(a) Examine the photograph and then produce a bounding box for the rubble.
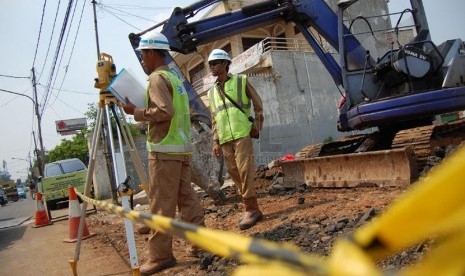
[85,146,460,275]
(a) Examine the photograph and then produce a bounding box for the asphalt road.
[0,197,130,275]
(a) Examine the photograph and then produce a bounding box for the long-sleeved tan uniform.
[133,65,204,262]
[210,74,264,199]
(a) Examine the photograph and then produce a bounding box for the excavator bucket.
[278,147,417,188]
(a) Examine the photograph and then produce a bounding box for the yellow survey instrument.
[94,52,116,92]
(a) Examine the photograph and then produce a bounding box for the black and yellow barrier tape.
[351,143,465,260]
[74,144,465,276]
[75,190,327,275]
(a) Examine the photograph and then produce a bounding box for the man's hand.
[249,127,259,139]
[212,144,222,160]
[122,97,136,115]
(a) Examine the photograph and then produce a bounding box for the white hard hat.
[136,31,170,51]
[208,49,231,62]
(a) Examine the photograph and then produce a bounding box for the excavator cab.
[337,0,465,131]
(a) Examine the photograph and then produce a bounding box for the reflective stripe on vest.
[208,74,252,144]
[146,70,193,154]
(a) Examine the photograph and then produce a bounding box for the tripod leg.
[73,106,104,262]
[116,105,148,185]
[107,103,140,269]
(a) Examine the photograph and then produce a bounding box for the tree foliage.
[47,132,89,163]
[46,103,141,164]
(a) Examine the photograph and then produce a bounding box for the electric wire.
[41,0,75,115]
[32,0,48,68]
[0,74,30,79]
[98,3,159,23]
[49,0,82,107]
[97,3,141,30]
[37,83,94,95]
[104,3,172,10]
[38,0,63,82]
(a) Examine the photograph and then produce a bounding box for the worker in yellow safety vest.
[122,31,205,275]
[208,48,265,230]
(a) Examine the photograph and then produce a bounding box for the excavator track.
[392,118,465,170]
[279,119,465,188]
[295,135,367,159]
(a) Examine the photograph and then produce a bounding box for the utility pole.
[92,0,101,58]
[31,67,45,176]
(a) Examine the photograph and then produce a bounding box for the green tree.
[46,103,141,164]
[47,132,89,163]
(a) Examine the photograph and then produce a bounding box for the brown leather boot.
[239,197,263,230]
[140,257,177,275]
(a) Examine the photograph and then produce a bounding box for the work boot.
[140,257,177,276]
[239,197,263,230]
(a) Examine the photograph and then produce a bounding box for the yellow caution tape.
[75,190,326,274]
[400,230,465,276]
[74,144,465,275]
[352,144,465,260]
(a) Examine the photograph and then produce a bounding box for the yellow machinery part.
[279,147,417,188]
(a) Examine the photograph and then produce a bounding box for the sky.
[1,0,464,182]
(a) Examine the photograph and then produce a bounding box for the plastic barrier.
[74,143,465,275]
[32,192,52,228]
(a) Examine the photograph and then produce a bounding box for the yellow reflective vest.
[208,74,252,145]
[146,70,193,154]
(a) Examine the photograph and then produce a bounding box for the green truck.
[39,158,87,212]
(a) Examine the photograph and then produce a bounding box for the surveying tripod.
[70,53,147,275]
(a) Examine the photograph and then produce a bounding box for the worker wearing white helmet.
[207,48,265,230]
[123,31,205,275]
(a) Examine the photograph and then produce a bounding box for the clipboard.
[108,68,146,107]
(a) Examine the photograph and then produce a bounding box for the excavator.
[128,0,465,188]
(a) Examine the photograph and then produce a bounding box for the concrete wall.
[249,51,356,164]
[89,134,148,200]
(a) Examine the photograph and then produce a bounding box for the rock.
[321,236,332,242]
[137,225,151,235]
[355,208,375,227]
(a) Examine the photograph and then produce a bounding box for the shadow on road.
[0,225,27,251]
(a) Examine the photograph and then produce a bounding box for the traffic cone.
[33,192,52,228]
[63,187,96,243]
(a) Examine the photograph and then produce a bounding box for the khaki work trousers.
[221,136,257,199]
[147,153,205,261]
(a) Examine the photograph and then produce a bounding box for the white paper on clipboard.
[108,68,146,107]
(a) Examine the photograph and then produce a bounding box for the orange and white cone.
[33,192,51,228]
[63,187,96,243]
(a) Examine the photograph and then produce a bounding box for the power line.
[49,0,87,107]
[97,4,141,31]
[41,0,76,115]
[99,3,158,23]
[32,0,48,68]
[103,3,172,10]
[37,83,94,95]
[37,0,63,82]
[0,74,30,79]
[49,0,81,107]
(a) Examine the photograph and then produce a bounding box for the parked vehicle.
[38,158,87,215]
[17,187,27,199]
[0,180,18,202]
[0,188,7,206]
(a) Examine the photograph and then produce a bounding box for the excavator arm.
[131,0,465,132]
